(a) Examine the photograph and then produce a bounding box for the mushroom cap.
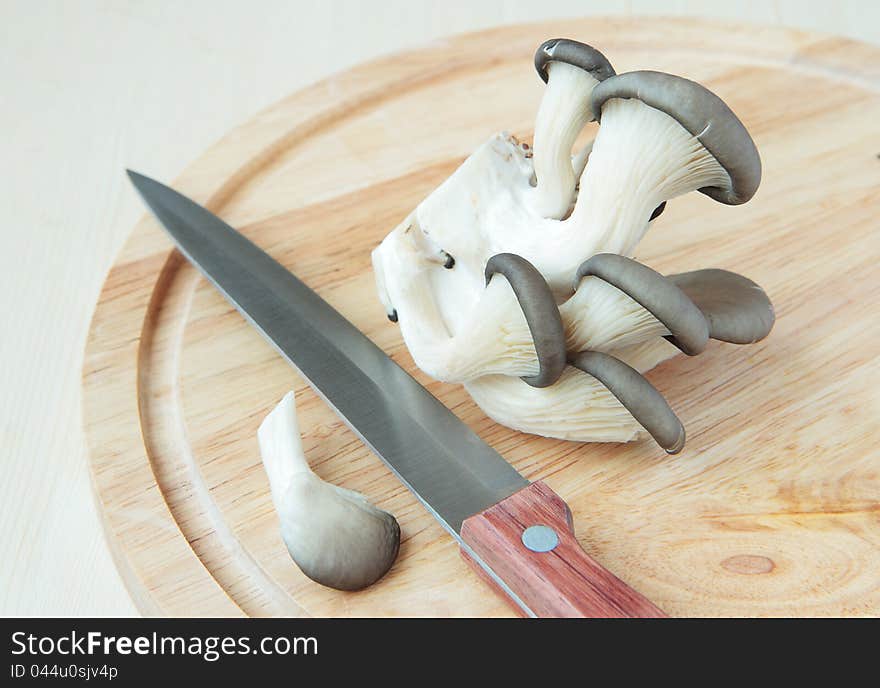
[534,38,616,84]
[569,350,685,454]
[282,473,401,591]
[668,269,775,344]
[591,70,762,205]
[485,253,567,388]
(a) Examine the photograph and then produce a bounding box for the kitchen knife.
[127,170,666,618]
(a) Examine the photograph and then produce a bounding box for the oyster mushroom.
[466,254,774,445]
[545,68,760,267]
[573,253,710,357]
[568,350,686,454]
[484,252,567,388]
[258,391,400,591]
[589,70,762,206]
[371,40,773,446]
[531,38,615,219]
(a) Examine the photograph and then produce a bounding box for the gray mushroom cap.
[534,38,616,84]
[569,350,686,454]
[485,253,567,388]
[668,269,775,344]
[258,391,400,592]
[591,70,762,205]
[281,474,401,592]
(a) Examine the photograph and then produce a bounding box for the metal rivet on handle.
[521,525,559,553]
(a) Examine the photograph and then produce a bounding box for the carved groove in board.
[139,253,309,617]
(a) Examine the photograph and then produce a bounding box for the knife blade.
[127,170,666,618]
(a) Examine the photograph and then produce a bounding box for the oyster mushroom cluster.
[372,39,774,453]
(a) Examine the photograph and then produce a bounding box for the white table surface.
[2,0,878,616]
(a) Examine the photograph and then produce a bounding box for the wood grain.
[461,482,667,617]
[82,18,880,617]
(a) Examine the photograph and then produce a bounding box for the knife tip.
[126,170,157,198]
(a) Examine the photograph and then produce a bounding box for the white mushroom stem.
[571,139,593,183]
[258,392,400,591]
[531,62,600,219]
[258,391,311,511]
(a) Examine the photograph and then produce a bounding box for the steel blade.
[127,171,529,537]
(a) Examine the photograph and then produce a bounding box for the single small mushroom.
[258,391,400,591]
[531,39,615,219]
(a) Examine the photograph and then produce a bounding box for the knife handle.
[459,481,667,618]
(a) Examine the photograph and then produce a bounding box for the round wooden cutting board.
[83,18,880,617]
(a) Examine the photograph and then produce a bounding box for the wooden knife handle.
[459,481,667,618]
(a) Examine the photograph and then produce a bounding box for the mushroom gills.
[573,253,710,356]
[591,70,762,205]
[573,255,775,347]
[258,391,400,591]
[569,96,730,258]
